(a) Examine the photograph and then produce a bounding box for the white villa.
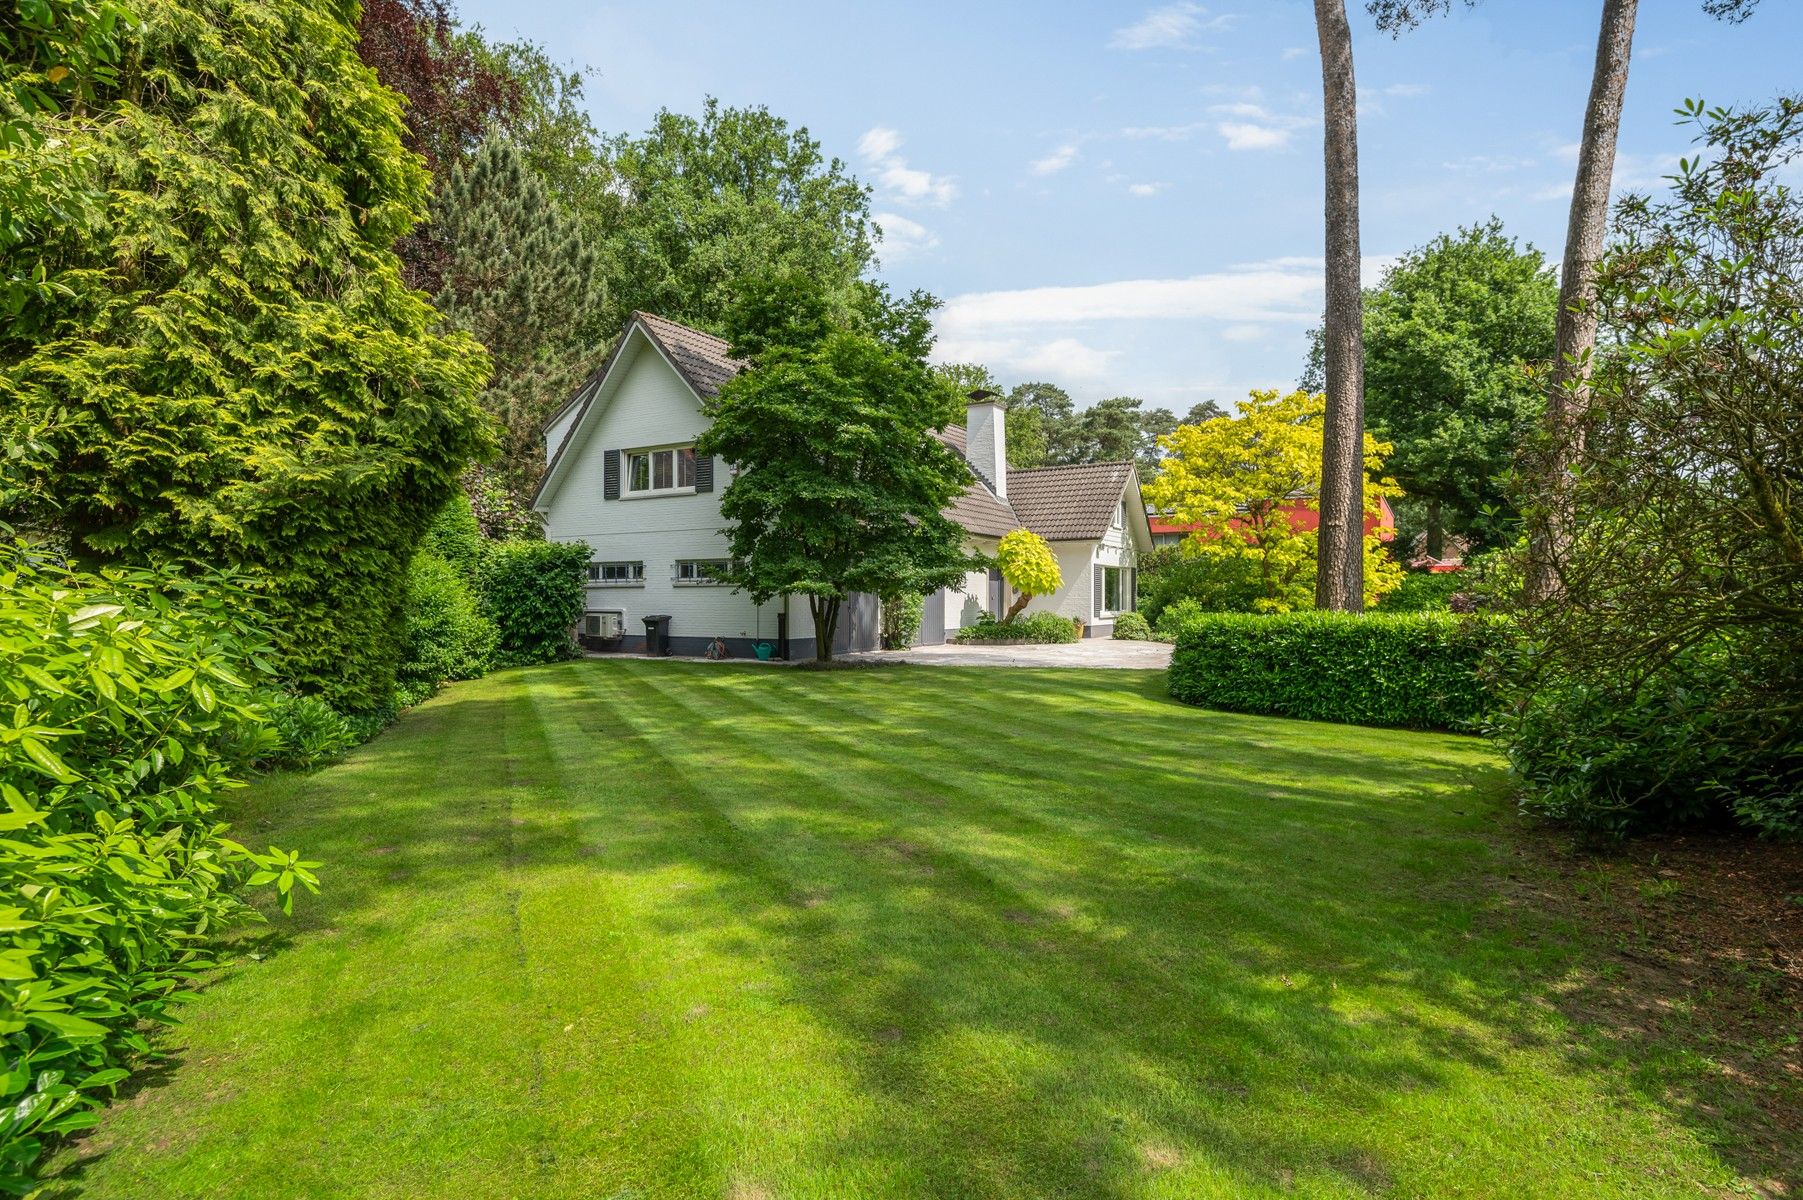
[532,312,1152,658]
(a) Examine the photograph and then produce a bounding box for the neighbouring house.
[532,313,1152,656]
[1148,495,1397,549]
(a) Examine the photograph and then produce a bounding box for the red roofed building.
[1148,495,1398,549]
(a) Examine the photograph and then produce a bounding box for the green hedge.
[1168,612,1508,731]
[399,551,498,703]
[478,541,590,666]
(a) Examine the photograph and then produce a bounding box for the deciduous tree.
[697,274,977,661]
[592,100,876,338]
[996,529,1062,622]
[1145,390,1400,611]
[1304,220,1558,553]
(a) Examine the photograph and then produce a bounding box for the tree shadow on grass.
[50,660,1792,1197]
[533,661,1741,1196]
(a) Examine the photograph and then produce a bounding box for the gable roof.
[535,312,1141,546]
[534,313,743,508]
[632,312,742,399]
[1005,460,1138,541]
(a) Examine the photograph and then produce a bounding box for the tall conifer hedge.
[0,0,495,711]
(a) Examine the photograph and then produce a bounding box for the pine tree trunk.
[1525,0,1636,604]
[1313,0,1366,613]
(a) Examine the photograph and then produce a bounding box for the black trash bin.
[641,614,673,656]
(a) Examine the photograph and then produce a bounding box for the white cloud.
[1206,101,1308,151]
[1032,143,1080,175]
[857,125,958,207]
[1016,338,1120,378]
[857,127,901,161]
[1381,82,1430,98]
[1127,182,1167,197]
[872,211,938,262]
[1218,121,1292,151]
[1120,122,1209,141]
[1109,2,1236,51]
[1221,323,1266,342]
[1281,46,1309,61]
[1532,146,1682,204]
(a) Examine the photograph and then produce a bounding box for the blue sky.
[457,0,1802,412]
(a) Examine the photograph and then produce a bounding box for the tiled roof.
[1005,461,1135,540]
[633,311,743,398]
[944,482,1020,539]
[932,424,968,455]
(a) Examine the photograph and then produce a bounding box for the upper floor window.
[627,446,696,495]
[1112,501,1125,529]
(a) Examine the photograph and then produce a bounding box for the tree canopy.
[1307,219,1557,553]
[434,135,602,491]
[591,99,877,338]
[696,274,977,660]
[0,0,493,711]
[996,529,1062,622]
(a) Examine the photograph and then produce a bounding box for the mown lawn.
[49,661,1764,1198]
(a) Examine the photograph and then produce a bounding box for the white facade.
[535,326,830,655]
[536,313,1152,656]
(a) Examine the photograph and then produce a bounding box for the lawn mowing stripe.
[565,663,1728,1199]
[700,665,1507,1000]
[532,660,905,1197]
[580,663,1541,1196]
[558,659,1254,1189]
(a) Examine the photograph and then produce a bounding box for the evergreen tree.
[435,136,602,490]
[0,0,493,712]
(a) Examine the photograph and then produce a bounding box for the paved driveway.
[845,639,1173,669]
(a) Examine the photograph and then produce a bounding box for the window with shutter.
[603,449,620,500]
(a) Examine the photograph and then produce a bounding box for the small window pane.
[677,447,696,487]
[1104,567,1122,612]
[629,453,650,492]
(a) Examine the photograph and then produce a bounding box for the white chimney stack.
[965,389,1007,499]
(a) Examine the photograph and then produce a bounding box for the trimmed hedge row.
[1168,611,1508,731]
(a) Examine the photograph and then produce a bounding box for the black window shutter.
[694,453,714,493]
[603,450,620,500]
[1092,565,1103,617]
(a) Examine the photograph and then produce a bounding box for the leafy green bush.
[1112,612,1152,640]
[400,551,498,699]
[954,612,1079,644]
[1138,546,1270,625]
[254,691,356,770]
[1168,612,1508,730]
[881,591,925,649]
[1501,638,1802,839]
[419,494,484,586]
[478,540,590,666]
[1376,570,1467,612]
[0,548,316,1190]
[1154,598,1208,641]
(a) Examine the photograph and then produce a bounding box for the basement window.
[674,559,734,586]
[588,561,645,586]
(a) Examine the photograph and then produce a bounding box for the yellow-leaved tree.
[996,529,1062,622]
[1143,389,1401,611]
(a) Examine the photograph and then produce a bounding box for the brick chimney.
[965,389,1007,499]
